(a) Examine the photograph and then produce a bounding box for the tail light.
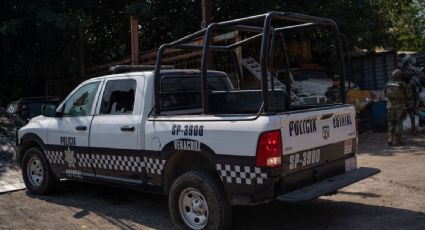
[256,130,282,168]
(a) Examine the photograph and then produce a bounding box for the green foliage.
[0,1,82,103]
[0,0,424,105]
[387,0,425,51]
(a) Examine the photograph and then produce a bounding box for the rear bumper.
[276,167,380,203]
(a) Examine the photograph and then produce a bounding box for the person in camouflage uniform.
[325,75,342,103]
[401,57,419,134]
[405,77,418,134]
[385,69,408,146]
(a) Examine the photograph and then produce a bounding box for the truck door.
[90,77,144,184]
[47,81,102,179]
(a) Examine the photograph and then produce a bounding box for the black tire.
[169,171,232,230]
[21,147,57,194]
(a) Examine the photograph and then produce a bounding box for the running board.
[277,167,380,203]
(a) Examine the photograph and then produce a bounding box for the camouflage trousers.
[406,102,416,117]
[387,108,406,134]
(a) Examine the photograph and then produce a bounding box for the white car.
[292,70,357,103]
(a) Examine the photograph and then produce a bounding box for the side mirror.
[41,104,58,117]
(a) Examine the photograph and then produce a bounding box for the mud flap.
[277,167,380,203]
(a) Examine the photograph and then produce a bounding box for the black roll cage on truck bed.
[153,11,348,115]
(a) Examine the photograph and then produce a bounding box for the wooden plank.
[151,51,204,65]
[86,31,238,74]
[140,31,238,61]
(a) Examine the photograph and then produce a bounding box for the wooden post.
[201,0,212,28]
[130,15,139,65]
[202,0,213,68]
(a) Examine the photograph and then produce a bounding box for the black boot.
[396,134,405,146]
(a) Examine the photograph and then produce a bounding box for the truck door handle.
[75,126,87,131]
[120,126,135,132]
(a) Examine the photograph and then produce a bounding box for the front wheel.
[21,147,57,194]
[169,171,232,230]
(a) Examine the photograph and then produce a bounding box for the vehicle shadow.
[232,200,425,230]
[357,132,425,157]
[30,181,425,230]
[29,181,173,230]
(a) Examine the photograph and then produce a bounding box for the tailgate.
[279,104,357,173]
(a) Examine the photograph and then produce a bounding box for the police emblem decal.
[322,125,330,140]
[64,147,76,168]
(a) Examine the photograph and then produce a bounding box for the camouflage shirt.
[384,80,408,110]
[402,67,419,107]
[325,85,341,103]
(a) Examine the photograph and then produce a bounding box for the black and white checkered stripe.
[216,164,268,185]
[45,150,165,175]
[144,157,166,175]
[91,154,145,172]
[45,150,65,164]
[76,154,91,168]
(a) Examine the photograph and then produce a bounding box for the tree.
[0,1,82,103]
[0,1,131,103]
[387,0,425,51]
[0,0,423,105]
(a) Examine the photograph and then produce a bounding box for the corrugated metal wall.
[350,51,397,90]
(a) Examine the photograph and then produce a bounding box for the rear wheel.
[169,171,232,230]
[22,147,57,194]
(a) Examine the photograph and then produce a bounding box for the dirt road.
[0,133,424,230]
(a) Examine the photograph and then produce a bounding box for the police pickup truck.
[17,12,380,230]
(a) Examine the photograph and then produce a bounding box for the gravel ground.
[0,132,424,230]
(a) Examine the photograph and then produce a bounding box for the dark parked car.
[7,97,60,122]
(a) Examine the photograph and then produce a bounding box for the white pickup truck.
[17,12,379,230]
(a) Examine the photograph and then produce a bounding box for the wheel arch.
[18,133,46,166]
[161,140,219,194]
